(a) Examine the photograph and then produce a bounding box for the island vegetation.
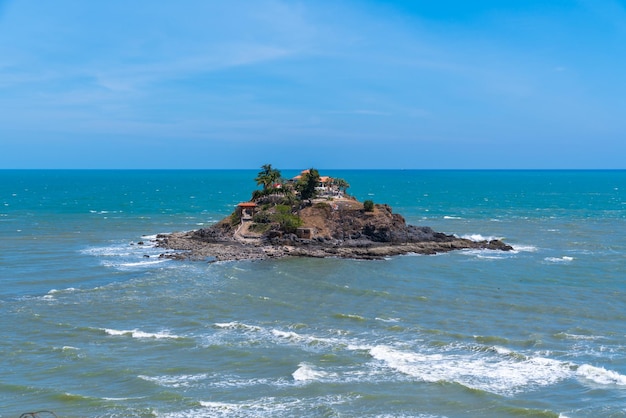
[156,165,513,261]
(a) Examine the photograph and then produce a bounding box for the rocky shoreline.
[156,224,513,262]
[157,232,513,261]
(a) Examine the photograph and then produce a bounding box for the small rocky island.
[157,165,513,262]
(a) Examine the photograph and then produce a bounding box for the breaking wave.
[102,328,182,340]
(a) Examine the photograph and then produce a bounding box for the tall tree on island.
[296,168,320,201]
[332,178,350,195]
[255,164,281,191]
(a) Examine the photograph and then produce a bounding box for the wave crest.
[577,364,626,386]
[102,328,181,339]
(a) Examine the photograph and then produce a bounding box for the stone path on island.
[234,220,263,244]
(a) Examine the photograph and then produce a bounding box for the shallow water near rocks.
[1,170,625,417]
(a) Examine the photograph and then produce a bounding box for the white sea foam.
[334,313,366,321]
[544,256,574,263]
[460,234,500,242]
[197,401,240,413]
[215,321,262,332]
[184,394,356,418]
[89,210,123,215]
[271,329,303,340]
[62,346,79,351]
[80,245,134,257]
[461,249,513,260]
[364,344,572,396]
[559,333,601,341]
[210,320,624,397]
[102,328,180,339]
[142,372,288,390]
[214,321,238,329]
[269,328,347,352]
[376,317,400,323]
[491,346,514,356]
[109,259,167,268]
[292,362,329,382]
[81,238,175,271]
[48,287,77,294]
[210,323,342,353]
[102,396,143,401]
[209,376,288,389]
[81,237,161,255]
[139,373,209,388]
[576,364,626,386]
[512,244,538,253]
[443,215,462,220]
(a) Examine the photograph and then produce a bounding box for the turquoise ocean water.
[1,170,625,417]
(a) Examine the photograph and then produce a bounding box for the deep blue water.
[1,170,625,417]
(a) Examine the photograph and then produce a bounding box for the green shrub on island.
[272,205,302,232]
[250,203,303,234]
[230,212,241,226]
[253,212,272,224]
[363,200,375,212]
[249,222,272,233]
[274,205,292,214]
[276,213,303,233]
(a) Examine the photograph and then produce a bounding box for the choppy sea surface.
[1,169,625,417]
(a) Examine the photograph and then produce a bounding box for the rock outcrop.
[156,199,513,262]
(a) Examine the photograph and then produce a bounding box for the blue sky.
[1,0,625,169]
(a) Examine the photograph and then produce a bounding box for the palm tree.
[332,178,350,195]
[255,164,281,191]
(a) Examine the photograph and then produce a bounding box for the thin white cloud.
[0,0,311,93]
[92,43,293,92]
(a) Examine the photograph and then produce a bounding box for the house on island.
[291,170,342,198]
[236,202,257,221]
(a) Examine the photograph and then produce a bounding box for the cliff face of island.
[156,186,513,262]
